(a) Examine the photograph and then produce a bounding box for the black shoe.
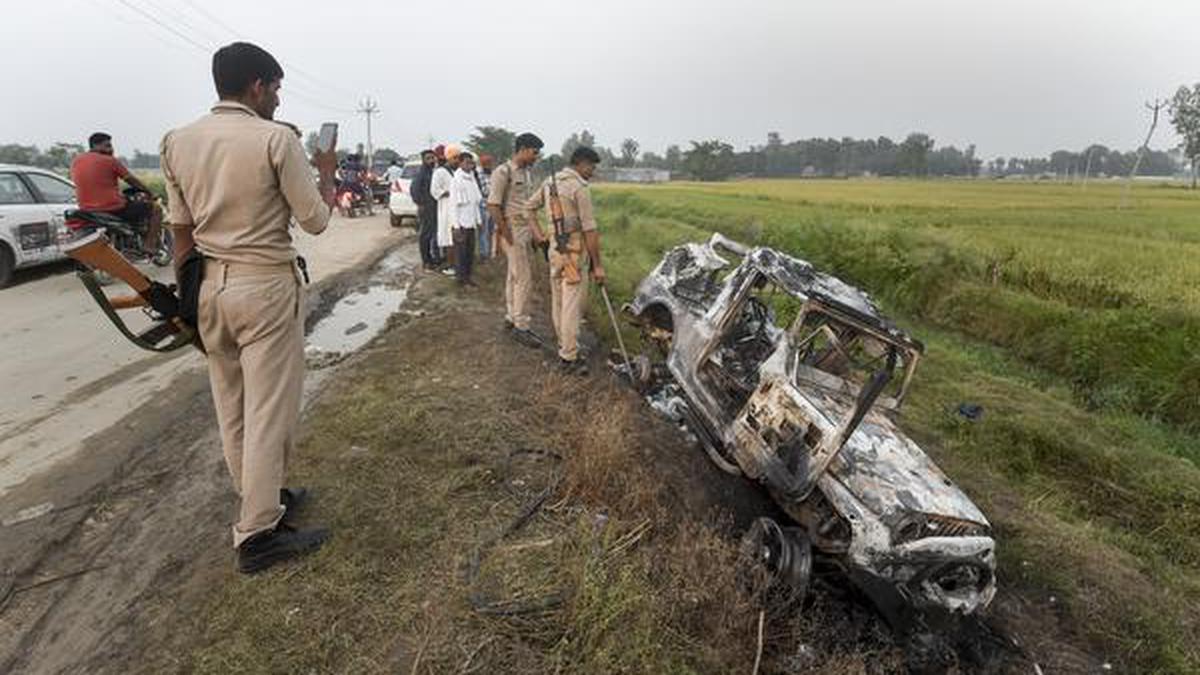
[280,487,309,524]
[237,522,330,574]
[503,318,514,331]
[559,358,589,376]
[511,328,543,349]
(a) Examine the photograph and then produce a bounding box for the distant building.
[603,167,671,183]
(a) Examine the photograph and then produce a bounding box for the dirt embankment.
[2,245,1102,674]
[0,231,411,675]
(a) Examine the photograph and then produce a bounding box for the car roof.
[748,247,925,353]
[0,164,65,176]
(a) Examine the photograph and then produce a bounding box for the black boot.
[511,327,543,349]
[559,358,589,377]
[237,522,330,574]
[280,487,309,525]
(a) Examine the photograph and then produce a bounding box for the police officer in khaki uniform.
[486,133,544,347]
[527,146,606,375]
[161,43,337,574]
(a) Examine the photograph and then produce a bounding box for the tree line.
[461,127,1182,182]
[0,143,162,171]
[9,89,1198,185]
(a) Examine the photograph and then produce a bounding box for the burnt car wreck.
[625,233,996,629]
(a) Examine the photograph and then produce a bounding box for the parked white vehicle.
[387,160,422,227]
[0,164,75,287]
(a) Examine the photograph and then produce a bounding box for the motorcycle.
[335,181,374,218]
[63,188,171,284]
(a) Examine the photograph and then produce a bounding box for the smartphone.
[316,122,338,153]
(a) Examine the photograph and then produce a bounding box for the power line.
[283,61,360,99]
[171,0,360,99]
[289,89,356,115]
[112,0,210,53]
[104,0,359,121]
[105,0,198,54]
[107,1,350,100]
[178,0,241,38]
[144,0,224,45]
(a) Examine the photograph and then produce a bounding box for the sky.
[2,0,1196,160]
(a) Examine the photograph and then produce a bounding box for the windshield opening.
[788,306,910,409]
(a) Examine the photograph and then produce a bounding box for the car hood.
[828,413,990,529]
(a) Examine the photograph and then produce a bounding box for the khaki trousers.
[198,260,305,547]
[549,250,587,361]
[501,225,533,330]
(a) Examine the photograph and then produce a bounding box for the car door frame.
[20,170,75,263]
[0,170,60,270]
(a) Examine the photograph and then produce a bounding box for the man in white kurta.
[430,145,460,271]
[450,152,482,286]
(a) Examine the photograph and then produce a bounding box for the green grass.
[591,179,1200,673]
[593,179,1200,430]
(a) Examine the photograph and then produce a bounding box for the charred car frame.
[625,233,996,627]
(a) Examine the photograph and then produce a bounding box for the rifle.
[547,171,582,284]
[62,214,199,353]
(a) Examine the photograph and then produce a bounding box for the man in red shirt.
[70,132,163,257]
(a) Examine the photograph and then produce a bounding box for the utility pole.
[1123,98,1168,208]
[357,97,380,171]
[1081,145,1095,190]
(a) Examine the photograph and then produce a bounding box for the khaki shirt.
[486,159,535,227]
[160,102,330,266]
[527,167,597,251]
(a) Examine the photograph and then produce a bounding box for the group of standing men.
[409,133,607,375]
[409,144,496,286]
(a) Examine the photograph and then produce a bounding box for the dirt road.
[0,213,402,497]
[0,213,408,672]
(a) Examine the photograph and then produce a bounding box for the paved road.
[0,212,403,498]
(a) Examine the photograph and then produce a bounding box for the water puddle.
[305,247,415,366]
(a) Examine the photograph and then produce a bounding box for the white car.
[0,164,75,287]
[386,160,423,227]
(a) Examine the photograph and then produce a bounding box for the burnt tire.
[0,244,13,288]
[738,517,812,608]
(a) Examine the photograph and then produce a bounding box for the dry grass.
[522,370,909,674]
[145,260,903,674]
[532,375,662,517]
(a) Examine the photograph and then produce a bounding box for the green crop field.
[591,179,1200,673]
[595,179,1200,429]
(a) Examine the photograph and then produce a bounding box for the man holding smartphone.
[160,42,338,574]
